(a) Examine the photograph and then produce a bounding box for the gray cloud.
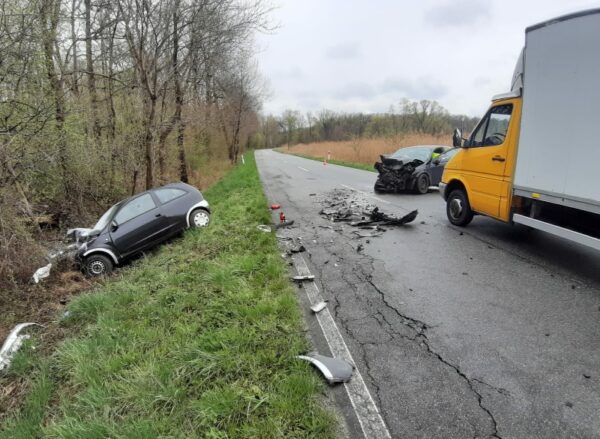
[325,41,361,59]
[380,78,448,100]
[331,82,375,99]
[274,65,305,80]
[424,0,492,27]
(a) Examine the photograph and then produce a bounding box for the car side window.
[114,193,156,224]
[439,149,458,163]
[155,188,186,204]
[469,104,513,147]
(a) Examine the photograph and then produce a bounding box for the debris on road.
[311,301,328,313]
[297,352,354,384]
[257,225,272,233]
[319,189,418,228]
[279,211,287,223]
[289,244,306,253]
[374,155,424,193]
[292,275,315,282]
[32,263,52,283]
[270,203,281,210]
[0,323,43,372]
[275,220,295,229]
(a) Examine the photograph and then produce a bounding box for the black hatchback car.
[72,182,210,276]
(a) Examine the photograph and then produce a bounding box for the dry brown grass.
[189,158,234,190]
[283,133,452,165]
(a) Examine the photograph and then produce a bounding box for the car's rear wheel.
[446,188,474,227]
[414,174,430,194]
[84,254,113,276]
[189,208,210,228]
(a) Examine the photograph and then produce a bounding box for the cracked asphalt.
[256,149,600,439]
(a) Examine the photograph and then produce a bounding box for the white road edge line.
[293,255,392,439]
[340,183,391,205]
[298,166,310,172]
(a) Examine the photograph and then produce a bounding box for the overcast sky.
[257,0,600,117]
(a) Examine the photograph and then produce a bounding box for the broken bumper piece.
[297,352,354,384]
[0,323,43,372]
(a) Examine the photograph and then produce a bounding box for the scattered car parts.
[0,323,43,372]
[320,189,418,227]
[297,352,354,384]
[310,301,328,313]
[32,263,52,284]
[292,275,315,282]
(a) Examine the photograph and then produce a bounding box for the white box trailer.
[513,9,600,216]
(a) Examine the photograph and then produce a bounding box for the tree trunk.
[84,0,101,144]
[144,94,157,189]
[41,0,69,194]
[70,0,79,96]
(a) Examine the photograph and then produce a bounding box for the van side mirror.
[110,220,118,232]
[452,128,462,147]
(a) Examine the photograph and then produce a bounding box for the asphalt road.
[256,149,600,439]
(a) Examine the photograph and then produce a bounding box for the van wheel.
[85,254,113,276]
[447,189,474,227]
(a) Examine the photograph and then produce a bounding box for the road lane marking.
[341,184,391,205]
[298,166,310,172]
[293,255,392,439]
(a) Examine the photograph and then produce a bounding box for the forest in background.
[0,0,270,286]
[258,98,480,149]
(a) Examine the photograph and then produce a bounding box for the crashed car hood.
[379,154,425,169]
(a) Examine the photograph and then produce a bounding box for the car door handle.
[492,156,505,162]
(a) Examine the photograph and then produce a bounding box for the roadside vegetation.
[0,152,336,439]
[0,0,269,296]
[280,133,452,169]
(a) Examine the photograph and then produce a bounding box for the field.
[282,133,452,166]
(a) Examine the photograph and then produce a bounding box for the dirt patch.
[0,270,93,342]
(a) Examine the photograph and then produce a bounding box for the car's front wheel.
[446,188,474,227]
[189,208,210,228]
[84,254,113,276]
[414,174,430,194]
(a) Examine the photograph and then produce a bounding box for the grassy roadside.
[0,152,335,438]
[282,151,376,172]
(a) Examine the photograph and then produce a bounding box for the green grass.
[287,152,376,172]
[0,152,335,439]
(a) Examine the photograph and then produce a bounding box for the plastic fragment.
[275,220,295,229]
[311,301,328,313]
[32,263,52,283]
[0,323,43,372]
[292,275,315,282]
[270,203,281,210]
[257,225,272,233]
[297,352,354,384]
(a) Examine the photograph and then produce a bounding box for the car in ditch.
[374,145,456,194]
[69,182,210,276]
